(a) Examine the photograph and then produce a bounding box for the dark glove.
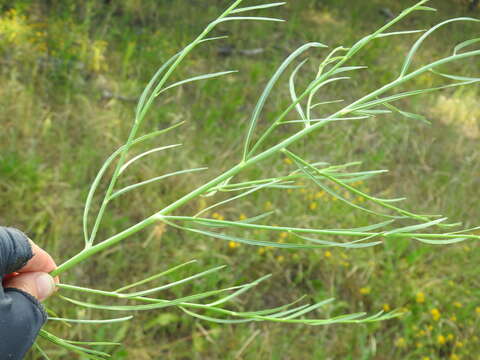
[0,227,48,360]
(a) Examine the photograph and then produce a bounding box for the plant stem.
[53,48,480,276]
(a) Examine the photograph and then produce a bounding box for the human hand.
[3,239,58,301]
[0,227,58,359]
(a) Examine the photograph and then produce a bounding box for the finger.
[18,240,57,274]
[4,272,56,301]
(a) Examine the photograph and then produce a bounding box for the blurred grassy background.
[1,0,480,359]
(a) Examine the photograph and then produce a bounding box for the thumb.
[4,272,56,301]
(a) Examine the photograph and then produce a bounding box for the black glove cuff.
[0,227,33,276]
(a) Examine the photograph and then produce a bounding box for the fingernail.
[36,273,55,301]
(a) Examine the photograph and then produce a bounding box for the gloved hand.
[0,227,57,360]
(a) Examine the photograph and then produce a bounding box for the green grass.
[1,0,480,359]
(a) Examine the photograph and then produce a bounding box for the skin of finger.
[4,272,56,301]
[17,240,60,283]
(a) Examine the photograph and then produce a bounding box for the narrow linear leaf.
[118,265,227,298]
[385,217,447,235]
[170,223,324,249]
[310,99,344,109]
[48,316,133,324]
[331,66,368,75]
[383,103,430,124]
[157,70,238,95]
[414,237,467,245]
[375,30,425,38]
[289,58,309,124]
[116,260,197,293]
[231,2,286,14]
[454,37,480,55]
[83,122,184,245]
[39,330,110,359]
[110,167,208,200]
[400,17,480,77]
[195,179,281,217]
[218,16,285,24]
[119,144,182,174]
[243,42,327,160]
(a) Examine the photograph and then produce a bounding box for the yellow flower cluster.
[212,212,225,220]
[416,292,425,303]
[437,334,446,345]
[90,40,108,73]
[394,337,406,348]
[0,8,111,75]
[0,9,30,43]
[359,287,371,295]
[283,157,293,165]
[228,241,240,249]
[430,308,441,321]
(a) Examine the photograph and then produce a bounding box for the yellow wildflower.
[422,357,430,360]
[280,232,288,239]
[239,213,247,220]
[309,202,318,210]
[395,337,406,348]
[431,308,441,321]
[447,333,454,341]
[416,292,425,304]
[359,287,371,295]
[258,247,266,255]
[315,191,325,199]
[212,212,224,220]
[453,301,463,308]
[276,255,285,263]
[324,250,332,258]
[437,335,446,345]
[228,241,240,249]
[455,341,464,348]
[450,355,460,360]
[383,304,391,312]
[450,315,457,322]
[475,306,480,315]
[283,157,293,165]
[264,201,273,210]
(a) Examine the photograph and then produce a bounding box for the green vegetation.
[1,0,479,359]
